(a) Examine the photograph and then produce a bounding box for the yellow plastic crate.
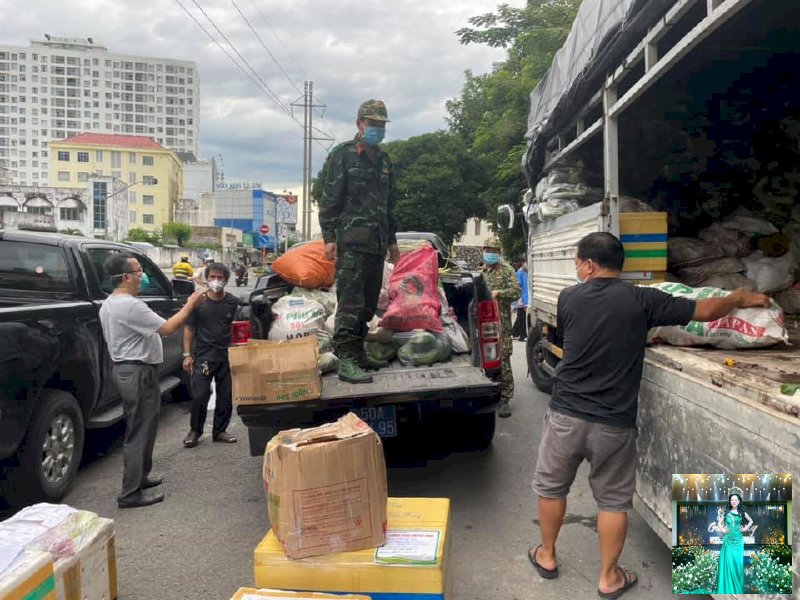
[0,551,57,600]
[620,212,668,272]
[231,589,370,600]
[254,498,452,600]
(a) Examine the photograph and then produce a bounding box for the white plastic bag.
[442,313,470,354]
[742,250,794,293]
[646,283,788,349]
[268,296,326,341]
[724,207,779,235]
[317,352,339,374]
[538,198,580,221]
[291,287,337,316]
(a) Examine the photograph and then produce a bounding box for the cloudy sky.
[10,0,511,195]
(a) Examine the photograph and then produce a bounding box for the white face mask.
[208,280,225,293]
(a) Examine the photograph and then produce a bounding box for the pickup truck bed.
[238,353,499,455]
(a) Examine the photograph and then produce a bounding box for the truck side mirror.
[172,278,195,297]
[497,204,515,230]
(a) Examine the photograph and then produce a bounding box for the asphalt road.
[54,337,683,600]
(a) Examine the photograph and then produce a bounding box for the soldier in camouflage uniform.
[319,99,400,383]
[481,237,520,417]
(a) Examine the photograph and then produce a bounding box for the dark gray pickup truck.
[0,230,194,506]
[237,232,503,456]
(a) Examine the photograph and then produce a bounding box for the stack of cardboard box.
[252,413,452,599]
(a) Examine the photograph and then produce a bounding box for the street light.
[89,173,158,241]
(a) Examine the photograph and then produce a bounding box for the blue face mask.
[483,252,500,266]
[362,126,385,146]
[139,272,150,290]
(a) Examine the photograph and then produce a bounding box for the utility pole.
[291,81,332,240]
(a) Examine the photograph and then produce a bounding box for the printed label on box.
[375,530,440,565]
[294,478,374,550]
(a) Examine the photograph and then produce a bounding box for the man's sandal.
[598,566,638,599]
[528,545,559,579]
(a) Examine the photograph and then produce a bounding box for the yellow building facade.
[48,133,183,232]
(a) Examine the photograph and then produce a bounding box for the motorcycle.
[235,269,249,287]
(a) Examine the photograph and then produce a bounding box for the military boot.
[498,398,512,418]
[337,355,374,384]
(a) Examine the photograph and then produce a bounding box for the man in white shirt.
[99,253,205,508]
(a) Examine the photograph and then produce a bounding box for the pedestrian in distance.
[318,99,400,384]
[192,256,215,290]
[481,237,520,418]
[99,253,205,509]
[172,254,194,280]
[512,260,528,341]
[182,262,241,448]
[528,232,770,598]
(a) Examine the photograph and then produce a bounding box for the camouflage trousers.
[333,250,384,358]
[500,336,514,405]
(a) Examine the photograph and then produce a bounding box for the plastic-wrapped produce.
[365,341,397,363]
[538,198,581,221]
[396,331,452,366]
[699,222,753,258]
[317,353,339,374]
[697,273,758,292]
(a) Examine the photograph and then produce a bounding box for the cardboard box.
[263,413,388,559]
[254,497,452,600]
[0,550,57,600]
[620,211,668,272]
[229,337,321,406]
[231,588,370,600]
[53,517,117,600]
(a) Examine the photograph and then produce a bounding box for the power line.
[238,0,338,141]
[188,0,290,115]
[171,0,288,117]
[230,0,302,97]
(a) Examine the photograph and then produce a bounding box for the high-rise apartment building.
[0,36,199,187]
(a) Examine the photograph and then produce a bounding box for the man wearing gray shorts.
[99,253,205,508]
[529,232,770,598]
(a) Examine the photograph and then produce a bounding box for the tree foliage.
[449,0,581,257]
[384,132,486,246]
[311,0,580,256]
[126,227,162,245]
[162,222,192,246]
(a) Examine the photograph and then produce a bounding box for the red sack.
[271,239,336,289]
[380,245,442,332]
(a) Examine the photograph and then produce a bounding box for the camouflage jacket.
[482,261,520,332]
[318,135,398,256]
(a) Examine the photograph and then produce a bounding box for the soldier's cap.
[483,237,501,249]
[357,99,390,122]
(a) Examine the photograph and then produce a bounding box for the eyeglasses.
[124,269,144,275]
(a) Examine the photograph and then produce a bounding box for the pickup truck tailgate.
[321,354,495,405]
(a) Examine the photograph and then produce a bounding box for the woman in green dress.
[716,492,754,593]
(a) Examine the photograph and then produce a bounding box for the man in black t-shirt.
[528,232,770,598]
[181,263,241,448]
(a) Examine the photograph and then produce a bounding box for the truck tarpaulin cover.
[524,0,673,182]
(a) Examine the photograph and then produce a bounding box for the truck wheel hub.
[41,414,75,484]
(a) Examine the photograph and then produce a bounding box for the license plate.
[356,405,398,438]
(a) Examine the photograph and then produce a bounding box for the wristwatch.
[182,352,192,358]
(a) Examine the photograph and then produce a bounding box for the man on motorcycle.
[172,255,194,280]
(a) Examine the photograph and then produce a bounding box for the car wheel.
[463,411,496,450]
[527,325,555,394]
[3,389,85,506]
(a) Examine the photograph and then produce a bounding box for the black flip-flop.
[528,545,559,579]
[598,566,638,599]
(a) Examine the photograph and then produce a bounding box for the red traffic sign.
[285,195,298,205]
[259,224,270,234]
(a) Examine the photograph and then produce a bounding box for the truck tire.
[4,389,85,506]
[527,326,554,394]
[464,411,496,450]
